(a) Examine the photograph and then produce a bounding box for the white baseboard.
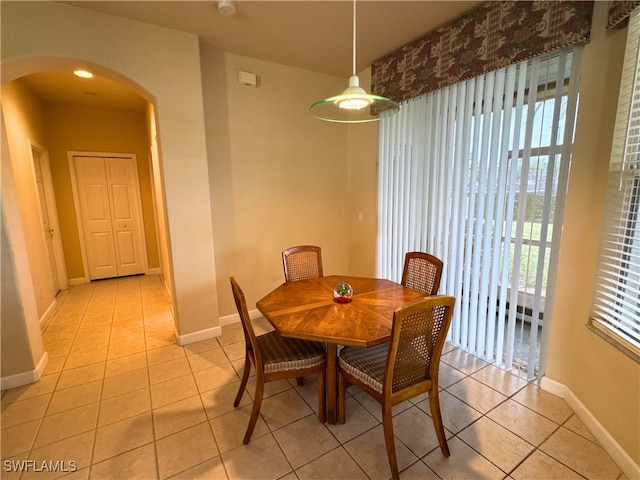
[0,351,49,391]
[218,309,262,326]
[541,377,640,480]
[39,298,58,331]
[147,268,161,275]
[540,376,565,397]
[68,277,87,286]
[175,325,222,346]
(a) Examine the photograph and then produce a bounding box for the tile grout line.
[441,354,610,480]
[139,276,164,480]
[25,282,97,479]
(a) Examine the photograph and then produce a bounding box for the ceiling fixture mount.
[309,0,399,123]
[218,0,236,16]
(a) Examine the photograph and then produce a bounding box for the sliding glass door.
[377,47,583,380]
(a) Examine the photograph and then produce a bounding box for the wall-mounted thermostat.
[238,71,257,87]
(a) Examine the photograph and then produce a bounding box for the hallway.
[1,276,626,479]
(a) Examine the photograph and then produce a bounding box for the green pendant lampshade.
[309,0,399,123]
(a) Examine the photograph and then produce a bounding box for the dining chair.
[282,245,323,282]
[230,277,327,444]
[337,295,455,480]
[401,251,444,295]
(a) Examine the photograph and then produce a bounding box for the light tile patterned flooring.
[1,276,628,480]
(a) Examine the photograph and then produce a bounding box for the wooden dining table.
[256,275,426,424]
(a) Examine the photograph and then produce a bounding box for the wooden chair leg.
[428,388,450,457]
[296,377,304,386]
[234,355,251,407]
[243,374,264,444]
[317,369,326,423]
[382,402,400,480]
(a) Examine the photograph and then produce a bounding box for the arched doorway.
[1,57,174,388]
[3,1,221,388]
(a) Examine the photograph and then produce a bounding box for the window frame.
[588,9,640,363]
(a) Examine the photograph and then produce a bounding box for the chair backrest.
[401,252,444,295]
[385,295,455,394]
[230,277,262,365]
[282,245,323,282]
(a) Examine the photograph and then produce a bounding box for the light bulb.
[73,69,93,78]
[337,95,372,110]
[335,75,373,110]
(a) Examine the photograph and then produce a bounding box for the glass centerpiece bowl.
[333,282,353,303]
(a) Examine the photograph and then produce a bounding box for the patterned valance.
[371,1,594,103]
[608,0,640,28]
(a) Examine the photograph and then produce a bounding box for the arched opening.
[1,56,175,388]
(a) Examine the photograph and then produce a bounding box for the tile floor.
[0,275,628,480]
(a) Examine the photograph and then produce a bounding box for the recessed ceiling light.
[73,69,94,79]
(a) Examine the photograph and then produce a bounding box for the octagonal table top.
[256,275,426,348]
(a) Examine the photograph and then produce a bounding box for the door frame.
[68,151,149,282]
[29,140,68,291]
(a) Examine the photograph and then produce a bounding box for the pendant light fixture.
[309,0,399,123]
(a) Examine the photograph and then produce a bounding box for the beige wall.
[42,101,160,280]
[202,44,352,315]
[1,107,46,380]
[146,102,175,307]
[1,81,56,321]
[546,2,639,466]
[346,68,379,278]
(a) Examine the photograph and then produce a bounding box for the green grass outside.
[505,221,553,289]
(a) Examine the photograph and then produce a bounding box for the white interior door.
[105,157,146,276]
[74,155,147,280]
[32,146,60,293]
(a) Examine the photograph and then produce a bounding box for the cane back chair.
[231,277,327,444]
[337,295,455,480]
[282,245,323,282]
[401,251,444,296]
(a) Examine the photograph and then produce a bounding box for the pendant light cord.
[352,0,357,76]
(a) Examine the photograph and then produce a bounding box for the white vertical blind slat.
[485,66,512,362]
[496,61,528,368]
[449,82,467,345]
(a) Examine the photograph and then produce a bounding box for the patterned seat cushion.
[339,343,389,393]
[257,331,325,373]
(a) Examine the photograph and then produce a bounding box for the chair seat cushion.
[258,331,325,373]
[339,344,389,393]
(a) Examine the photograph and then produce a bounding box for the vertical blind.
[378,47,583,379]
[590,9,640,362]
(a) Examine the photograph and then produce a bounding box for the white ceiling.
[20,1,484,110]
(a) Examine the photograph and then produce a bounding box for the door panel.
[74,155,146,280]
[92,232,117,268]
[111,184,132,219]
[106,158,145,276]
[76,156,118,279]
[116,231,137,265]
